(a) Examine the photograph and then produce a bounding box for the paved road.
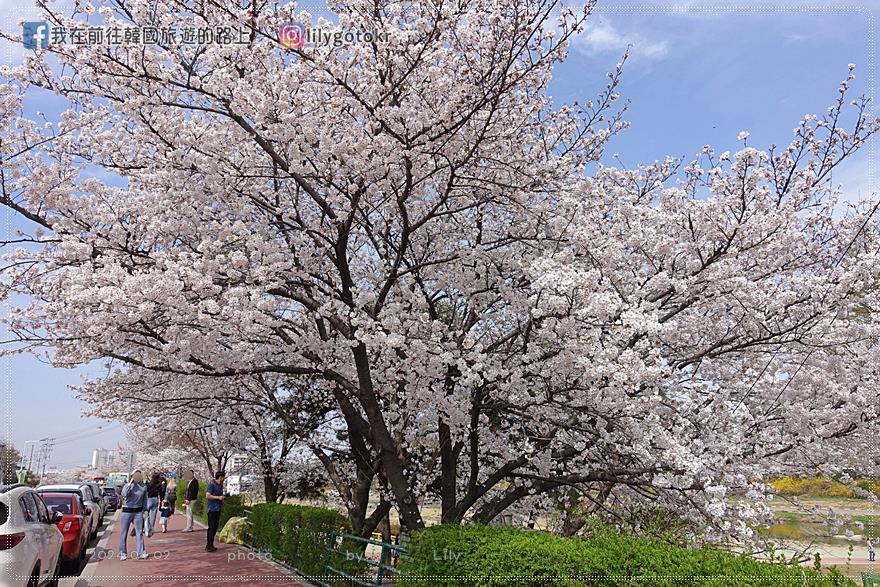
[62,508,304,586]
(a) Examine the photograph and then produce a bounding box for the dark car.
[102,487,119,511]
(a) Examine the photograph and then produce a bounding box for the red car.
[39,492,90,570]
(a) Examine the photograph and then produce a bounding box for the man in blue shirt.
[205,471,226,552]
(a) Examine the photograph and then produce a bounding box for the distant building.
[227,454,251,474]
[91,448,115,471]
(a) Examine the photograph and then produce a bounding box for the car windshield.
[41,495,74,515]
[0,502,7,526]
[103,488,116,494]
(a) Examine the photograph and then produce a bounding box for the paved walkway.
[68,508,305,586]
[785,544,878,581]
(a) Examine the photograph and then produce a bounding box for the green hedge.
[219,495,245,528]
[248,502,350,580]
[174,480,244,527]
[399,525,856,586]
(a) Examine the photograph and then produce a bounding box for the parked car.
[0,483,64,587]
[102,486,119,511]
[36,485,100,539]
[79,482,108,521]
[106,472,128,489]
[38,492,91,572]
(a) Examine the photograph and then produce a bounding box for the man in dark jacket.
[182,470,199,533]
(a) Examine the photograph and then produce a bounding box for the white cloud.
[572,17,669,60]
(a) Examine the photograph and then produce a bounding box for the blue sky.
[1,2,875,469]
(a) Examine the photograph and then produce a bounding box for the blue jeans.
[118,511,144,556]
[144,497,159,535]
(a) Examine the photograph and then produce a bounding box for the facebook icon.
[22,22,50,49]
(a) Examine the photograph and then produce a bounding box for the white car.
[0,484,64,587]
[36,485,100,539]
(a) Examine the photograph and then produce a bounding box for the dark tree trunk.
[351,343,424,532]
[264,475,279,503]
[379,510,392,543]
[560,515,588,537]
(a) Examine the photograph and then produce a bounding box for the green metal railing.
[319,531,407,586]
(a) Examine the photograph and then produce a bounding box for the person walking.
[118,470,148,561]
[158,500,173,533]
[144,471,163,537]
[166,477,177,514]
[205,470,226,552]
[869,538,876,562]
[182,470,199,533]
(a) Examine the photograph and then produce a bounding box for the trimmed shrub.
[193,482,208,519]
[248,502,350,580]
[174,479,188,517]
[399,524,856,586]
[220,495,245,528]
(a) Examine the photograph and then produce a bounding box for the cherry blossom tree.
[122,428,206,477]
[113,399,251,477]
[1,0,878,541]
[88,374,316,502]
[80,371,387,520]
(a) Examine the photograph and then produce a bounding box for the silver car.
[79,482,108,521]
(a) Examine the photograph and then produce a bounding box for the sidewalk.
[75,508,305,586]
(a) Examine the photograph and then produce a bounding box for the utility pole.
[23,437,55,486]
[38,438,55,484]
[35,443,44,484]
[27,444,35,474]
[23,439,43,483]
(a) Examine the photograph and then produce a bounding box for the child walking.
[159,500,173,533]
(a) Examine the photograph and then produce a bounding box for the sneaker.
[181,528,193,533]
[205,545,217,552]
[119,553,127,561]
[138,553,149,560]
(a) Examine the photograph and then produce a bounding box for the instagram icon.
[278,23,303,49]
